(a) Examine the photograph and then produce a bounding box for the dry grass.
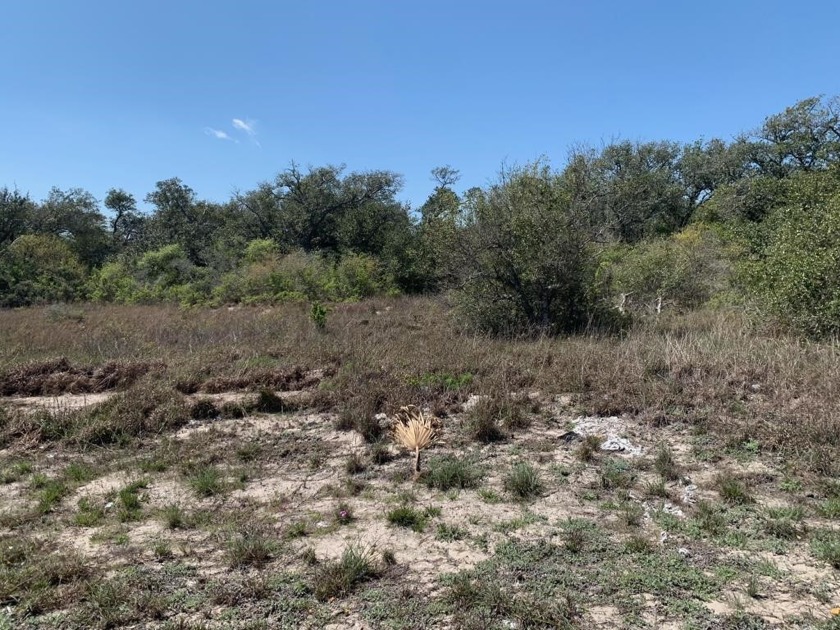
[1,300,839,476]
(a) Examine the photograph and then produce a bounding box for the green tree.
[415,166,461,291]
[748,167,840,336]
[31,187,111,267]
[746,96,840,178]
[0,234,87,306]
[104,188,144,250]
[451,161,604,336]
[144,178,224,266]
[0,187,35,247]
[273,164,404,253]
[565,141,691,243]
[678,139,748,207]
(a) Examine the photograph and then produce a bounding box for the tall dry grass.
[1,298,839,474]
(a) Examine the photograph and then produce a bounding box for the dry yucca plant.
[392,406,439,477]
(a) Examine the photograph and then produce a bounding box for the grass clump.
[653,443,681,481]
[504,462,543,500]
[226,526,278,569]
[0,535,93,618]
[366,442,391,466]
[1,460,32,484]
[284,520,309,539]
[618,501,645,527]
[187,465,225,497]
[72,383,190,447]
[464,395,528,442]
[576,434,604,462]
[116,479,147,522]
[561,518,592,553]
[251,389,289,413]
[335,383,390,443]
[643,479,669,498]
[189,398,219,420]
[694,500,728,536]
[716,473,754,505]
[64,462,98,484]
[422,455,483,491]
[74,497,105,527]
[34,477,68,514]
[600,458,636,490]
[162,503,189,529]
[818,497,840,519]
[436,523,468,541]
[811,531,840,569]
[344,452,367,475]
[313,544,381,601]
[386,505,428,532]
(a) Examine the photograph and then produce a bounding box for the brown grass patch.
[0,358,158,396]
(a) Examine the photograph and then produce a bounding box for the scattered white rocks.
[661,502,685,518]
[570,415,644,456]
[681,483,697,504]
[600,436,643,457]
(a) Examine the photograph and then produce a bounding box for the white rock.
[662,502,685,518]
[600,436,644,457]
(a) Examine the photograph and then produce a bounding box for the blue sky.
[2,0,839,211]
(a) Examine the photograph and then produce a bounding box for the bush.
[748,168,840,337]
[212,248,397,306]
[599,223,740,313]
[450,161,608,336]
[0,235,88,306]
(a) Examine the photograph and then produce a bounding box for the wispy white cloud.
[232,118,255,135]
[232,118,261,147]
[204,127,237,142]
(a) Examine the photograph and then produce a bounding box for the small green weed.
[313,544,380,601]
[387,506,427,532]
[188,466,225,497]
[423,455,483,491]
[436,523,468,541]
[504,462,543,500]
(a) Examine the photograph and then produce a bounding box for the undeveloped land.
[1,299,839,629]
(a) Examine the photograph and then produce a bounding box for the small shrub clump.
[422,455,483,491]
[386,505,428,532]
[313,544,381,601]
[504,462,543,500]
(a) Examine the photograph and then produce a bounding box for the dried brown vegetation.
[2,299,840,628]
[1,300,839,476]
[0,357,157,396]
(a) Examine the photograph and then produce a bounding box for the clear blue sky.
[2,0,839,211]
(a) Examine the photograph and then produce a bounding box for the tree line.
[2,96,840,337]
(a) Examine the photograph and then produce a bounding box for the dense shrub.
[451,161,608,336]
[212,247,396,305]
[599,223,740,313]
[0,235,88,306]
[749,171,840,336]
